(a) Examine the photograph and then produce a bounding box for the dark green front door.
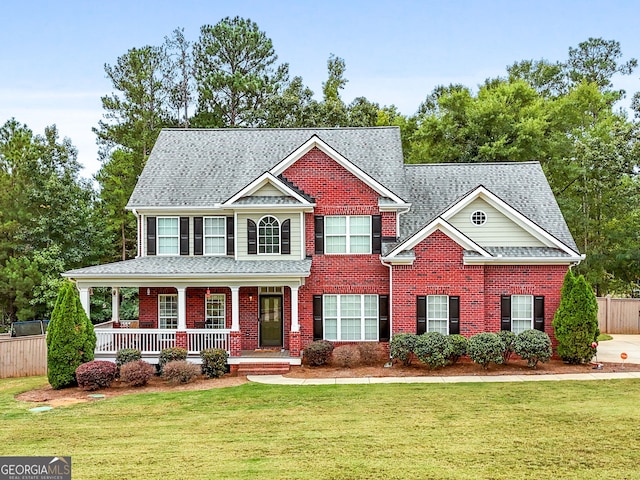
[260,295,283,347]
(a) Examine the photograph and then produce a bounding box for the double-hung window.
[258,216,280,254]
[427,295,449,334]
[204,217,226,255]
[323,294,378,341]
[157,217,179,255]
[158,294,178,329]
[205,294,226,328]
[325,216,371,254]
[511,295,533,334]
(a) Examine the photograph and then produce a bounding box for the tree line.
[1,16,639,325]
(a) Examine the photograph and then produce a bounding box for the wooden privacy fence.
[597,297,640,334]
[0,334,47,378]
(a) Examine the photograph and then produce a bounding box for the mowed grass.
[2,377,640,479]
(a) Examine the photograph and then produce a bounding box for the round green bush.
[200,348,229,378]
[159,347,188,371]
[390,333,418,366]
[496,330,517,364]
[414,332,449,369]
[116,348,142,368]
[446,334,468,365]
[75,360,118,391]
[303,340,334,366]
[467,333,504,369]
[120,360,155,387]
[514,329,552,368]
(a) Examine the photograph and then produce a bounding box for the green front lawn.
[1,377,639,479]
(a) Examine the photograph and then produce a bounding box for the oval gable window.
[471,210,487,226]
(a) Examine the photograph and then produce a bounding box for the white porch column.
[290,286,300,332]
[231,286,240,331]
[177,287,187,330]
[79,287,91,320]
[111,287,120,323]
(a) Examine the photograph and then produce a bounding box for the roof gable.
[224,172,314,208]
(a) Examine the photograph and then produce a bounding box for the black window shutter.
[247,219,257,255]
[193,217,203,255]
[226,217,234,255]
[501,295,512,331]
[534,296,545,331]
[449,296,460,335]
[180,217,189,255]
[372,215,382,254]
[314,215,324,254]
[281,219,291,255]
[146,217,156,256]
[313,295,323,340]
[379,294,389,341]
[417,296,427,335]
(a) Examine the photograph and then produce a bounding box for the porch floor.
[241,349,291,358]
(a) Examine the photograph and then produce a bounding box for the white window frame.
[258,215,280,255]
[511,295,533,334]
[470,210,487,226]
[325,215,372,254]
[205,294,226,329]
[427,295,449,335]
[158,294,178,329]
[204,216,226,256]
[157,217,179,255]
[323,294,378,342]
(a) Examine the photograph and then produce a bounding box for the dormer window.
[471,210,487,226]
[259,216,280,254]
[247,216,291,255]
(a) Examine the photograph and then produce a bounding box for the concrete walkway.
[248,335,640,386]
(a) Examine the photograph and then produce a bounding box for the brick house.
[64,127,583,370]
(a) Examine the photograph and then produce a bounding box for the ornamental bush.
[390,333,418,366]
[496,330,517,364]
[514,329,552,368]
[116,348,142,368]
[75,361,118,391]
[200,348,228,378]
[446,334,467,365]
[47,280,97,389]
[303,340,334,366]
[552,270,599,364]
[159,347,188,371]
[119,360,156,387]
[467,332,504,369]
[356,342,387,365]
[414,332,449,369]
[332,344,361,368]
[162,360,201,384]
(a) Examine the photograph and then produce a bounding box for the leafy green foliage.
[46,281,96,389]
[303,340,334,367]
[390,333,418,366]
[446,334,468,365]
[159,347,188,371]
[162,360,200,384]
[413,332,450,369]
[200,348,228,378]
[467,333,504,369]
[115,348,142,368]
[497,330,517,364]
[119,360,156,387]
[76,361,118,391]
[514,330,553,368]
[553,270,599,364]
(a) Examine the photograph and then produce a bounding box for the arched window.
[258,216,280,254]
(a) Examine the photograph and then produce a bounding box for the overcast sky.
[1,0,638,179]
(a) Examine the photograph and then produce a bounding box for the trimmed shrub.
[414,332,450,369]
[446,334,467,365]
[390,333,418,366]
[200,348,228,378]
[162,360,201,384]
[514,329,552,368]
[303,340,334,366]
[467,333,504,369]
[332,344,361,368]
[497,330,517,364]
[120,360,155,387]
[356,342,387,366]
[75,361,118,391]
[553,270,599,364]
[159,347,188,371]
[116,348,142,368]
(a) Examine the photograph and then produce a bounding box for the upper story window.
[157,217,179,255]
[471,210,487,226]
[325,216,371,254]
[259,216,280,254]
[204,217,226,255]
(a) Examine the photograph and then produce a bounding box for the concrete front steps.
[236,362,291,376]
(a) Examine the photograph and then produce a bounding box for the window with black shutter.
[281,219,291,255]
[417,296,427,334]
[501,296,512,331]
[314,216,324,254]
[193,217,203,255]
[534,296,545,331]
[449,296,460,335]
[226,217,234,255]
[146,216,156,256]
[313,295,323,340]
[379,295,389,341]
[372,215,382,254]
[247,219,257,255]
[180,217,189,255]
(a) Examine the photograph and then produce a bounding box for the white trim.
[464,254,586,265]
[324,215,372,255]
[156,217,180,256]
[205,293,226,329]
[269,135,408,206]
[257,215,281,255]
[470,210,487,226]
[203,216,227,256]
[158,293,178,329]
[224,172,314,206]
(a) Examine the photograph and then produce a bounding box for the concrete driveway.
[595,335,640,364]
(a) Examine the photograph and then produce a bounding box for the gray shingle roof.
[64,256,312,278]
[127,127,407,208]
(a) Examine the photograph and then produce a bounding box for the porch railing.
[187,329,231,353]
[94,328,231,355]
